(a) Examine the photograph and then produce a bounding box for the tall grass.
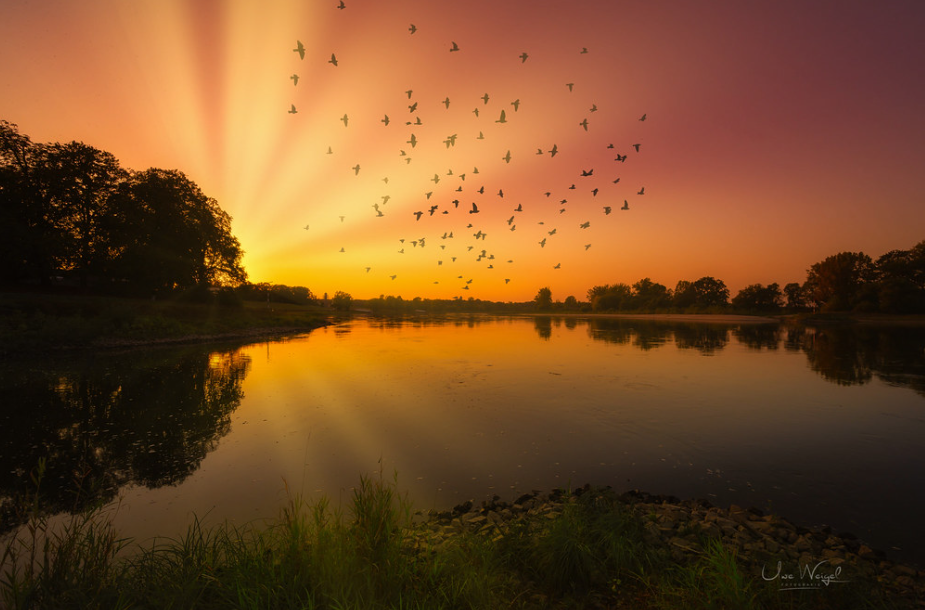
[1,470,911,609]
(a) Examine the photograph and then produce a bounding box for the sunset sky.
[2,0,924,302]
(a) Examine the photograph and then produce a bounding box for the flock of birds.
[287,1,649,295]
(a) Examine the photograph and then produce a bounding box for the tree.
[534,286,552,311]
[331,291,353,311]
[783,282,808,311]
[42,141,128,286]
[805,251,876,311]
[563,295,579,310]
[691,276,729,308]
[732,283,783,311]
[591,283,632,311]
[632,277,671,310]
[106,168,246,294]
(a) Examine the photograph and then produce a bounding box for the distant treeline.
[0,121,246,296]
[538,241,925,314]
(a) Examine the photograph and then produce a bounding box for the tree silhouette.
[534,286,553,311]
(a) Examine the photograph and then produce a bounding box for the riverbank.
[0,291,333,357]
[2,476,921,609]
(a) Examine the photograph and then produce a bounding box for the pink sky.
[2,0,923,301]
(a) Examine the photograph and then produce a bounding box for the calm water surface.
[2,316,924,564]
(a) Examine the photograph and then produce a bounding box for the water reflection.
[0,346,250,533]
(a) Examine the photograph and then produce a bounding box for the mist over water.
[2,316,924,565]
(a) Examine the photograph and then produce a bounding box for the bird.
[303,224,310,230]
[548,228,557,235]
[505,278,511,284]
[506,215,515,225]
[539,238,547,247]
[592,188,599,196]
[639,113,647,121]
[339,216,345,222]
[444,134,457,147]
[405,89,413,98]
[579,118,589,131]
[442,97,450,108]
[604,206,612,215]
[382,115,390,126]
[579,221,590,229]
[481,93,490,104]
[293,40,305,59]
[341,114,349,126]
[288,104,297,114]
[413,210,423,221]
[637,186,645,195]
[329,53,338,66]
[581,169,594,177]
[498,189,504,197]
[477,131,485,140]
[365,267,371,272]
[502,150,512,163]
[339,247,345,252]
[407,134,417,147]
[469,202,479,213]
[473,107,480,117]
[519,52,528,62]
[554,263,561,269]
[536,148,544,155]
[580,47,589,54]
[352,164,360,175]
[409,23,417,34]
[496,109,507,123]
[511,99,520,111]
[390,275,397,280]
[622,200,629,210]
[615,154,627,162]
[514,203,522,211]
[337,0,345,8]
[584,244,591,250]
[449,41,459,52]
[408,102,418,113]
[327,146,333,154]
[566,83,574,92]
[590,104,597,112]
[549,144,558,157]
[290,74,299,86]
[633,143,641,152]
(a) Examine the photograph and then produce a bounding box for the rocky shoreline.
[416,485,924,607]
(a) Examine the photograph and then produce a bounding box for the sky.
[2,0,924,302]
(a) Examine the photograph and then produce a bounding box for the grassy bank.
[0,291,333,356]
[1,471,916,609]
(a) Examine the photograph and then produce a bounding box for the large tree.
[107,168,246,294]
[805,251,876,311]
[534,286,553,311]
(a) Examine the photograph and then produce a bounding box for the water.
[2,316,924,565]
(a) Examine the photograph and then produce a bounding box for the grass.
[0,468,915,609]
[0,291,332,356]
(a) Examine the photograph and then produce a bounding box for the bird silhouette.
[327,146,333,154]
[637,186,645,195]
[633,143,641,152]
[405,89,413,98]
[592,188,599,196]
[339,216,345,222]
[549,144,558,157]
[442,97,450,108]
[381,115,390,126]
[352,164,360,175]
[581,169,594,177]
[622,200,629,210]
[339,247,345,252]
[584,244,591,250]
[443,134,457,147]
[604,206,612,215]
[304,224,310,230]
[502,150,512,163]
[408,102,418,113]
[329,53,338,66]
[449,41,459,52]
[293,40,305,59]
[514,203,522,211]
[409,23,416,34]
[590,104,597,112]
[469,202,479,213]
[519,52,528,62]
[413,211,423,220]
[481,93,489,104]
[511,99,520,111]
[579,221,590,229]
[496,109,507,123]
[505,278,511,284]
[566,83,574,91]
[341,114,348,126]
[472,107,479,117]
[477,131,485,139]
[290,74,299,85]
[288,104,297,114]
[337,0,345,8]
[579,118,589,131]
[539,238,547,247]
[580,47,589,54]
[554,263,561,269]
[407,134,417,147]
[639,113,647,121]
[615,154,627,162]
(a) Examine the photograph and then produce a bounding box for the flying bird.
[442,96,450,108]
[549,144,558,157]
[329,53,338,66]
[580,47,589,54]
[511,99,520,111]
[590,104,597,112]
[604,206,612,215]
[502,150,512,163]
[290,74,299,85]
[633,143,641,152]
[579,221,590,229]
[413,211,423,220]
[341,114,349,126]
[327,146,333,154]
[293,40,305,59]
[579,118,589,131]
[473,107,480,117]
[408,102,418,113]
[519,52,528,62]
[481,93,489,104]
[409,23,417,34]
[352,164,360,175]
[382,115,390,126]
[554,263,561,269]
[449,41,459,52]
[470,202,479,214]
[337,0,345,8]
[496,109,507,123]
[581,169,594,177]
[539,238,547,248]
[566,83,574,92]
[622,200,629,210]
[637,186,645,195]
[406,89,413,98]
[640,113,647,121]
[407,134,417,147]
[288,104,297,114]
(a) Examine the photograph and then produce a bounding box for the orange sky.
[2,0,924,302]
